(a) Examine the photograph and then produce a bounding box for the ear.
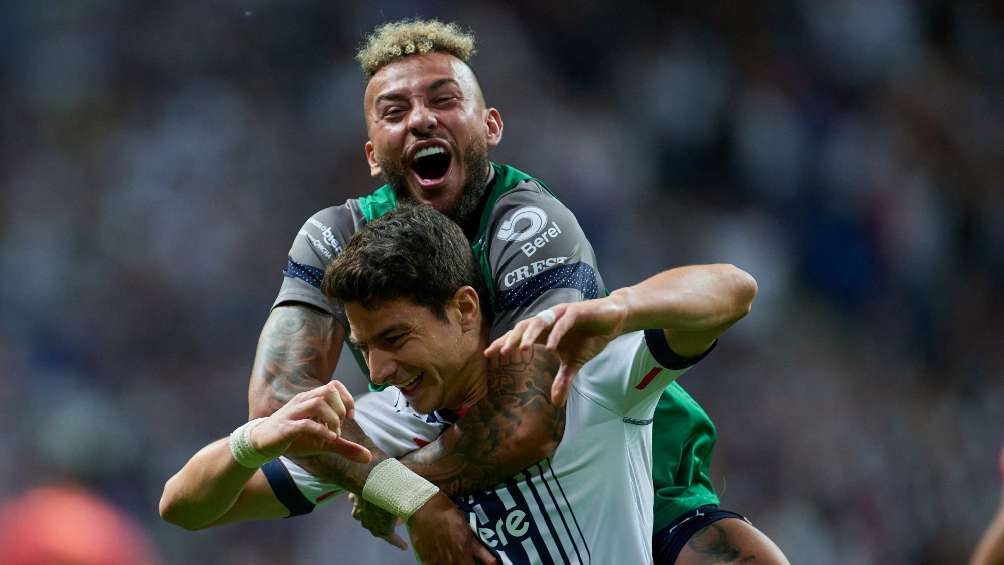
[485,108,503,148]
[453,286,482,332]
[364,140,382,177]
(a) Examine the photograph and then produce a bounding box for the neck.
[457,162,496,240]
[448,337,489,410]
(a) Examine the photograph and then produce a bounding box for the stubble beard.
[379,141,490,228]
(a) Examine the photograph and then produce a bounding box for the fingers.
[485,305,570,358]
[328,436,372,463]
[473,542,499,565]
[550,363,581,407]
[383,532,408,550]
[290,418,343,446]
[329,380,355,420]
[289,380,353,435]
[545,307,576,351]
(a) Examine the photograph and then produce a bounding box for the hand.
[408,492,497,564]
[251,380,371,463]
[348,493,407,550]
[485,295,628,406]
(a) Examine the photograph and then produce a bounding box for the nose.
[407,101,437,134]
[366,348,398,385]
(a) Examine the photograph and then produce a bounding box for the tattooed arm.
[248,304,345,418]
[240,308,491,562]
[400,344,564,496]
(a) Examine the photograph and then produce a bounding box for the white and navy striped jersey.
[263,329,713,564]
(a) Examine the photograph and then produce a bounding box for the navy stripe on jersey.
[521,467,571,563]
[262,459,315,517]
[282,256,324,289]
[454,460,589,564]
[497,262,600,312]
[644,328,717,370]
[544,459,590,562]
[532,461,586,564]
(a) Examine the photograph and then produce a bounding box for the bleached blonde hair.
[356,19,476,79]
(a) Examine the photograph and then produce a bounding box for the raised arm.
[486,264,757,405]
[247,304,345,418]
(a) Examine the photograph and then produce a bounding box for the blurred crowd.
[1,1,1001,563]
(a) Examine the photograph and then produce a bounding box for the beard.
[379,140,490,229]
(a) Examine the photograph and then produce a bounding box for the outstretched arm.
[486,264,757,405]
[160,381,367,530]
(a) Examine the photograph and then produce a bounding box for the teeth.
[414,146,446,159]
[399,373,422,389]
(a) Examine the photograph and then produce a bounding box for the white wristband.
[362,459,440,521]
[229,418,273,469]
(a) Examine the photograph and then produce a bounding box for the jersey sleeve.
[572,330,716,420]
[485,184,606,339]
[272,204,361,327]
[260,388,450,517]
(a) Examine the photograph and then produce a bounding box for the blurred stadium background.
[1,1,1002,563]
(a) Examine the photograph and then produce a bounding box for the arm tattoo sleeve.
[247,305,344,418]
[400,345,564,496]
[291,419,388,494]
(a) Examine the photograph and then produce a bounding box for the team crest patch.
[496,206,548,242]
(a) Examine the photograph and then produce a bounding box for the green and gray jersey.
[272,162,718,531]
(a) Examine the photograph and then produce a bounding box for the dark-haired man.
[241,18,785,564]
[162,205,784,564]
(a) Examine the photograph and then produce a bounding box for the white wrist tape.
[229,418,273,469]
[361,459,440,521]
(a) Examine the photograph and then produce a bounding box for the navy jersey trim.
[497,261,600,312]
[653,505,749,564]
[643,329,717,370]
[282,256,325,289]
[262,459,316,517]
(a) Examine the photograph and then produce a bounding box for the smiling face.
[363,53,503,221]
[345,288,487,414]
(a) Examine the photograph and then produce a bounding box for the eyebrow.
[349,323,410,347]
[374,78,462,106]
[374,91,408,105]
[427,78,461,92]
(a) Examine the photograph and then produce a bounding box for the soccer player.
[161,205,766,564]
[242,18,785,564]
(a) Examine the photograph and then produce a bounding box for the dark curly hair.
[321,204,484,321]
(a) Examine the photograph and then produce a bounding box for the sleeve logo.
[496,206,548,242]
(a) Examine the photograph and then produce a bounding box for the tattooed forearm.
[247,305,344,418]
[292,419,388,494]
[401,345,565,496]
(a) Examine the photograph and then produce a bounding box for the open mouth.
[409,146,452,185]
[398,371,424,395]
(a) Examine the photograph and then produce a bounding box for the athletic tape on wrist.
[361,459,440,521]
[229,418,273,469]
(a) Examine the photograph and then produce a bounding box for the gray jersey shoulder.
[272,200,367,325]
[485,179,605,338]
